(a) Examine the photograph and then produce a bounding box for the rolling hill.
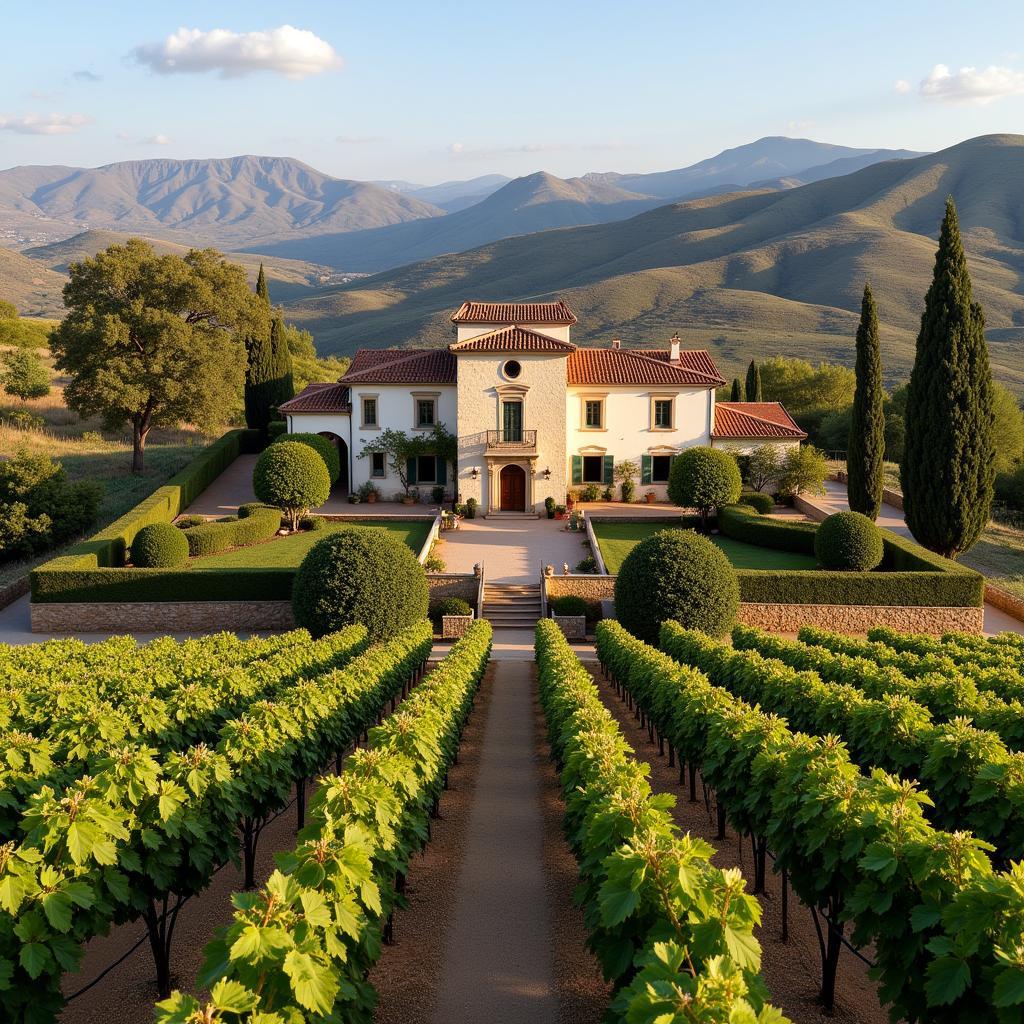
[0,247,68,317]
[281,135,1024,390]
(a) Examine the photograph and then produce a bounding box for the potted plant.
[348,493,361,504]
[431,484,446,503]
[465,496,478,519]
[644,489,656,504]
[566,492,576,512]
[358,481,380,503]
[401,487,419,506]
[554,504,567,520]
[544,496,556,520]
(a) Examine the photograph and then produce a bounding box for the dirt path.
[587,663,894,1024]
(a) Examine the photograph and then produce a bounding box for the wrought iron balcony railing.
[486,429,537,448]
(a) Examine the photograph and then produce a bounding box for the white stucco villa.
[278,300,805,515]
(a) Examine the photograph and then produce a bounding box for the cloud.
[335,134,376,144]
[448,141,562,157]
[893,79,911,94]
[133,25,341,79]
[918,63,1024,105]
[0,112,92,135]
[786,120,816,134]
[71,70,102,83]
[146,134,172,145]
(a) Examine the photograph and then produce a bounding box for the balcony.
[485,429,538,453]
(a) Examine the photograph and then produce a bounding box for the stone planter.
[552,614,586,639]
[442,613,474,638]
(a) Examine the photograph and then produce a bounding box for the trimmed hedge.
[719,503,817,553]
[131,523,189,568]
[550,595,589,618]
[182,506,281,557]
[430,596,472,630]
[737,491,775,515]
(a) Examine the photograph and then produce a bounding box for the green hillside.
[0,248,67,317]
[285,134,1024,390]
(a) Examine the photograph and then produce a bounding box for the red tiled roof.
[278,383,351,414]
[449,325,576,353]
[451,300,577,325]
[340,348,456,384]
[713,402,807,440]
[567,347,726,387]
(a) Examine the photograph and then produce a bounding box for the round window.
[503,359,522,380]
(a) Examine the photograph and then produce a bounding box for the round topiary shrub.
[132,522,189,568]
[292,528,429,640]
[614,529,739,642]
[253,440,331,531]
[814,511,884,571]
[667,447,742,527]
[430,596,472,631]
[737,491,775,515]
[273,432,340,484]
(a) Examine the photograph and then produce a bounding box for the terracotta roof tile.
[567,348,726,387]
[278,383,351,414]
[451,300,577,325]
[713,402,806,440]
[449,325,576,353]
[340,348,457,384]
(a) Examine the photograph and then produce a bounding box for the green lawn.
[593,522,818,574]
[194,520,431,569]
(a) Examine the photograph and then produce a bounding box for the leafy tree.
[52,239,259,473]
[615,459,638,502]
[745,360,763,402]
[667,447,741,528]
[902,197,995,558]
[759,356,856,422]
[778,445,829,497]
[0,300,16,320]
[746,444,783,492]
[1,348,50,402]
[847,283,885,519]
[730,378,742,402]
[280,320,350,393]
[243,264,277,435]
[252,441,331,530]
[358,429,429,497]
[992,382,1024,474]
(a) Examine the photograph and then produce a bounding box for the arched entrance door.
[499,464,526,512]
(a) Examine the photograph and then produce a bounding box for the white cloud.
[0,112,92,135]
[918,63,1024,105]
[893,79,911,94]
[146,134,172,145]
[133,25,341,80]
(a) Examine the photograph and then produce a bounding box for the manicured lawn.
[593,521,819,574]
[193,520,431,569]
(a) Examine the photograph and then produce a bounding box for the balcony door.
[502,400,523,444]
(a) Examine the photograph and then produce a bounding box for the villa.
[278,300,805,515]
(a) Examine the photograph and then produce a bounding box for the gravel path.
[588,663,895,1024]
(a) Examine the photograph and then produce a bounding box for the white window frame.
[412,391,440,430]
[650,394,675,431]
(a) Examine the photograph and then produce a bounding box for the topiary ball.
[253,441,331,530]
[273,432,340,484]
[293,528,429,640]
[737,491,775,515]
[668,447,742,521]
[814,511,884,571]
[132,522,189,568]
[614,529,739,643]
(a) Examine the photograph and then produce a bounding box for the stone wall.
[985,583,1024,623]
[32,601,295,634]
[427,573,480,612]
[546,575,615,602]
[737,602,983,634]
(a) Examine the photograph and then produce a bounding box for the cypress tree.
[268,313,295,412]
[847,283,885,520]
[902,197,995,558]
[730,378,742,402]
[745,360,763,402]
[243,264,275,434]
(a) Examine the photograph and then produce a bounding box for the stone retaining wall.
[985,583,1024,623]
[31,600,295,633]
[546,575,615,602]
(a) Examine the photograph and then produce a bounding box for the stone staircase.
[482,582,542,630]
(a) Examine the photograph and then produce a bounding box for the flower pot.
[645,493,655,504]
[367,492,378,504]
[401,497,415,506]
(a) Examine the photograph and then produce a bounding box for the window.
[502,400,523,442]
[361,396,378,428]
[653,398,673,430]
[584,399,603,429]
[416,454,437,483]
[371,452,386,478]
[651,455,673,483]
[416,398,435,428]
[582,455,604,483]
[503,359,522,380]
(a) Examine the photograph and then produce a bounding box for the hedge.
[718,503,817,553]
[182,506,281,557]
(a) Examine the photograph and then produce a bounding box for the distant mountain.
[402,175,512,212]
[282,135,1024,389]
[0,156,444,250]
[253,170,665,271]
[586,137,925,199]
[752,148,925,190]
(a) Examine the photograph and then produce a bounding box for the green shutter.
[407,457,417,485]
[437,457,447,486]
[603,455,614,485]
[571,455,583,485]
[641,455,652,485]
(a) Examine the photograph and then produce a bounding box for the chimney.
[670,332,681,362]
[611,338,621,349]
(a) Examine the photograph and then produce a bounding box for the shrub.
[719,504,816,553]
[431,485,446,503]
[575,555,598,573]
[253,440,331,531]
[614,529,739,642]
[175,515,207,529]
[667,447,741,527]
[737,491,774,515]
[620,480,636,503]
[183,507,281,556]
[273,432,340,484]
[465,497,478,519]
[778,445,829,497]
[292,528,428,640]
[423,555,446,572]
[132,522,189,568]
[746,444,784,492]
[267,420,286,438]
[551,595,589,618]
[815,511,884,571]
[581,483,601,502]
[299,515,327,532]
[995,465,1024,510]
[545,496,556,519]
[430,596,472,630]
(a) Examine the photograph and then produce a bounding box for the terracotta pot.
[401,496,415,505]
[367,492,378,503]
[645,493,655,503]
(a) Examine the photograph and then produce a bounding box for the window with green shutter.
[571,455,583,485]
[641,454,653,485]
[603,454,614,485]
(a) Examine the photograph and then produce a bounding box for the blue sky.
[2,1,1023,183]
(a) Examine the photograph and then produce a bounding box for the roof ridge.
[717,402,799,430]
[449,324,576,352]
[625,347,723,384]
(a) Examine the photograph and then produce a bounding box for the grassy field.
[592,521,818,574]
[194,520,431,569]
[959,521,1024,601]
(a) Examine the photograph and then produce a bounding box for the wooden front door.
[499,464,527,511]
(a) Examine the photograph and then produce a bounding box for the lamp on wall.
[471,466,480,480]
[543,467,551,480]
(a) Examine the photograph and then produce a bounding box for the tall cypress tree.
[243,265,275,434]
[847,283,885,520]
[268,313,295,412]
[745,360,763,402]
[902,197,995,558]
[730,378,742,402]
